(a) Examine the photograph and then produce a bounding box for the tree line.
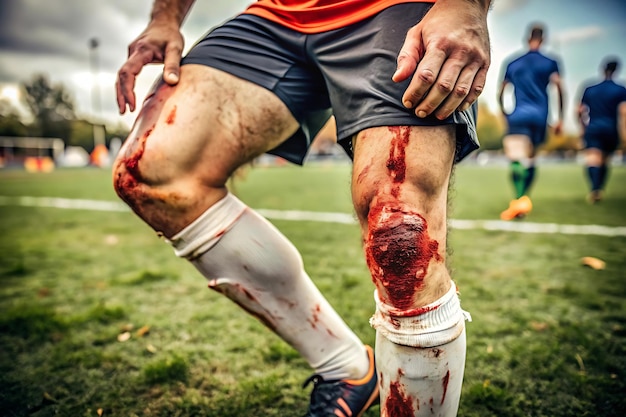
[0,74,583,154]
[0,74,128,153]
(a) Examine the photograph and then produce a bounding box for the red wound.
[385,381,415,417]
[387,126,410,197]
[365,204,441,310]
[364,126,444,310]
[166,105,177,125]
[123,126,153,179]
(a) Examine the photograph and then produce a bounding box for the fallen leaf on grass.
[530,321,549,331]
[120,323,134,332]
[117,331,131,342]
[37,288,51,298]
[104,235,119,245]
[97,408,103,416]
[575,353,586,374]
[146,343,157,354]
[581,256,606,270]
[42,392,57,403]
[136,325,150,337]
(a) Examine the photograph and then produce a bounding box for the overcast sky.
[1,0,625,133]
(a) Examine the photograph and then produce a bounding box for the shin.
[169,193,369,381]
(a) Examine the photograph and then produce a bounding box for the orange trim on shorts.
[243,0,436,34]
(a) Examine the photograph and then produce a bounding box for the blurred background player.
[498,23,565,220]
[577,57,626,203]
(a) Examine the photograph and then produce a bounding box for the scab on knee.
[364,201,442,311]
[112,122,158,206]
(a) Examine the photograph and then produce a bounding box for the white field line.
[1,195,625,237]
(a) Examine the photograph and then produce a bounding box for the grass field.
[1,162,625,417]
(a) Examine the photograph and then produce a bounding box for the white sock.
[371,283,470,416]
[168,193,369,381]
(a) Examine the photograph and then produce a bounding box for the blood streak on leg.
[208,281,278,332]
[364,125,442,310]
[114,125,154,204]
[386,126,410,197]
[365,203,441,310]
[385,381,415,417]
[441,370,450,405]
[166,105,177,125]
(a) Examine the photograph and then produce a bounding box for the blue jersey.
[504,51,560,124]
[581,79,626,136]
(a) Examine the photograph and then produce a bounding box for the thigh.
[310,3,479,163]
[503,134,533,159]
[352,125,456,240]
[183,14,332,165]
[117,64,299,189]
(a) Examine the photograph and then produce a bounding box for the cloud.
[553,26,605,45]
[491,0,531,15]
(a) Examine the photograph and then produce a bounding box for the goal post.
[0,136,64,171]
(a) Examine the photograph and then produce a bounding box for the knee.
[111,127,182,228]
[112,150,146,210]
[353,163,448,226]
[363,195,443,311]
[112,126,155,210]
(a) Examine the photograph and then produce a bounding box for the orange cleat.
[587,190,603,204]
[500,196,533,221]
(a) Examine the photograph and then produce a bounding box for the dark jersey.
[581,79,626,136]
[504,51,560,125]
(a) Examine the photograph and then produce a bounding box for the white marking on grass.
[1,196,625,237]
[0,196,129,212]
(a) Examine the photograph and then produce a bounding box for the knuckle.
[418,69,435,84]
[437,80,453,94]
[454,85,469,98]
[118,70,129,82]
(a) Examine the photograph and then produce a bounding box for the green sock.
[511,161,526,199]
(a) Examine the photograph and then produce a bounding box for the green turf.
[0,162,625,416]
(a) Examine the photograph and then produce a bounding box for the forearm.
[436,0,492,12]
[469,0,493,11]
[150,0,195,26]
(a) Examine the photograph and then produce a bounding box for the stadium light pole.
[88,37,105,148]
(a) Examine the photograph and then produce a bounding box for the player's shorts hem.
[337,110,479,163]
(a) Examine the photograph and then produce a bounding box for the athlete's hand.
[116,22,184,114]
[393,0,491,119]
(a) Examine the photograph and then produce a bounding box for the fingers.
[163,43,183,85]
[116,42,163,114]
[400,48,446,113]
[115,32,183,113]
[392,31,422,84]
[115,78,131,114]
[399,49,488,120]
[432,63,486,119]
[116,60,141,114]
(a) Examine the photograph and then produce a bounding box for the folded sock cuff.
[370,282,471,348]
[166,193,247,259]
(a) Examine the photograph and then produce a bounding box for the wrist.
[150,0,194,27]
[438,0,492,12]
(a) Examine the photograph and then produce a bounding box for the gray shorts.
[182,3,479,165]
